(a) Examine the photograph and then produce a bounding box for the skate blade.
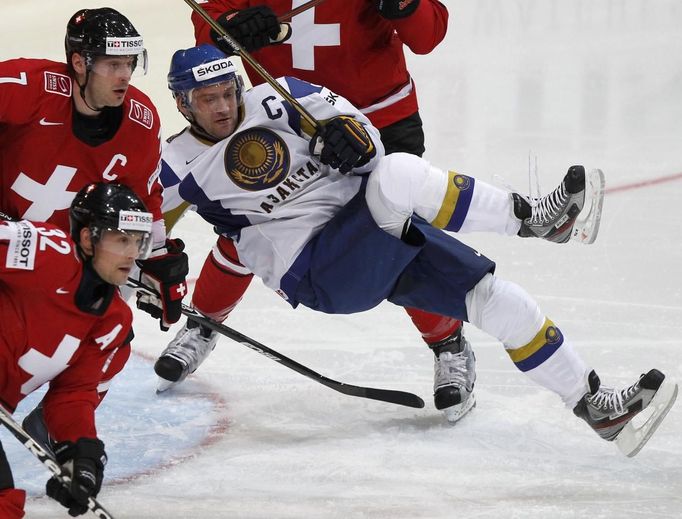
[571,168,605,244]
[615,379,678,457]
[156,377,177,394]
[443,393,476,424]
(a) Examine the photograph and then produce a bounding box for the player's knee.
[366,153,432,237]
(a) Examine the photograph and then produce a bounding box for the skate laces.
[164,324,217,367]
[436,351,468,387]
[527,183,569,224]
[493,153,565,224]
[588,381,641,415]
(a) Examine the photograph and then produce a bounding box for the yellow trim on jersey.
[163,201,191,233]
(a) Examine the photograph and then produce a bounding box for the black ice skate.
[573,369,678,457]
[430,329,476,423]
[155,318,218,392]
[513,165,605,244]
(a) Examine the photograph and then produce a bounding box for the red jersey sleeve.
[390,0,449,54]
[192,0,246,45]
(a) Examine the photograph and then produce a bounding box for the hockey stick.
[128,278,425,409]
[0,405,114,519]
[184,0,321,132]
[278,0,327,21]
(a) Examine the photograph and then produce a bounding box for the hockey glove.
[136,238,189,331]
[376,0,421,19]
[212,6,290,54]
[46,438,107,517]
[309,116,376,174]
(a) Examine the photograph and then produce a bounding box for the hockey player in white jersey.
[158,45,478,423]
[161,45,676,456]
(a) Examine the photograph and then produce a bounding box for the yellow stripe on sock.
[432,170,461,229]
[507,318,560,364]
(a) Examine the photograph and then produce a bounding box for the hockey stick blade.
[615,379,678,457]
[571,168,605,244]
[0,405,115,518]
[128,278,424,408]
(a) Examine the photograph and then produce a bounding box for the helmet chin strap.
[77,70,103,114]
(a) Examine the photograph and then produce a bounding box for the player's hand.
[46,438,107,517]
[376,0,421,19]
[212,6,290,53]
[309,116,377,174]
[136,238,189,331]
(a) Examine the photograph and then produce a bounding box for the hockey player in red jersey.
[0,7,188,332]
[184,1,476,421]
[0,183,154,518]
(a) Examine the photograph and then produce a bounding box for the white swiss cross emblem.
[18,335,81,395]
[11,165,79,220]
[286,0,340,70]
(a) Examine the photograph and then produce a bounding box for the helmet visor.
[187,79,240,115]
[97,228,153,259]
[91,51,148,78]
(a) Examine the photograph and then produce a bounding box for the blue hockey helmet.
[168,44,243,108]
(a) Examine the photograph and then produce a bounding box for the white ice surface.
[2,1,682,518]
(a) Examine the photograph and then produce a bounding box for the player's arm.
[275,78,385,174]
[41,329,129,517]
[0,58,39,125]
[378,0,449,54]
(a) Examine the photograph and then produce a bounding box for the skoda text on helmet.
[65,7,148,78]
[167,44,244,112]
[70,183,154,260]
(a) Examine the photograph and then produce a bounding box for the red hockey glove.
[136,238,189,331]
[212,6,290,54]
[309,116,376,174]
[376,0,421,19]
[46,438,106,517]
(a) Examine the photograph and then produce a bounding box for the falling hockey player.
[162,45,677,457]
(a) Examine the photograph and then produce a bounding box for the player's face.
[189,81,239,140]
[92,229,146,285]
[85,56,135,108]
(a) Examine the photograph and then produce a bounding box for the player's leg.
[405,309,475,422]
[155,236,253,391]
[365,152,601,243]
[0,442,25,519]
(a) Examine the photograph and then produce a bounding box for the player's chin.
[114,266,133,285]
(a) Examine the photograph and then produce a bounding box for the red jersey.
[0,220,132,442]
[0,58,163,232]
[193,0,448,128]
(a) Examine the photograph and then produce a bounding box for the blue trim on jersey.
[284,76,323,98]
[283,100,301,136]
[159,159,181,188]
[287,190,496,317]
[178,175,250,236]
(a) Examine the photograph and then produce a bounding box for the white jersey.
[175,77,384,294]
[160,127,211,218]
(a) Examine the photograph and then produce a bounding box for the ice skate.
[155,319,219,392]
[512,165,605,244]
[21,403,54,456]
[573,369,678,457]
[430,329,476,423]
